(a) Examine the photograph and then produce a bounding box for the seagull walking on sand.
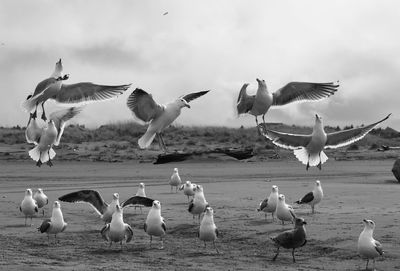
[28,107,82,167]
[20,189,39,226]
[257,185,279,221]
[276,194,295,225]
[169,168,182,192]
[295,180,323,214]
[260,114,391,170]
[271,211,307,263]
[101,204,133,249]
[199,207,220,254]
[237,79,339,127]
[189,185,209,222]
[33,188,49,216]
[38,201,67,244]
[23,59,131,121]
[358,219,384,270]
[144,200,166,249]
[179,181,196,202]
[126,88,210,152]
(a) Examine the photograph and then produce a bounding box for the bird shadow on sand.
[90,245,147,255]
[384,179,399,184]
[4,224,35,228]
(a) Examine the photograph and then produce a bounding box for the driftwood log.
[391,158,400,182]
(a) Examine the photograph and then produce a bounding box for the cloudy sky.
[1,0,400,130]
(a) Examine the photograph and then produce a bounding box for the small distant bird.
[295,180,323,214]
[271,211,307,263]
[20,189,38,226]
[38,201,67,244]
[188,185,209,221]
[169,168,182,192]
[237,79,339,127]
[23,58,131,121]
[179,180,196,202]
[257,185,279,221]
[101,204,133,249]
[144,200,166,249]
[199,207,220,254]
[260,113,391,170]
[358,219,384,270]
[28,107,82,167]
[276,194,295,225]
[134,183,146,213]
[33,188,49,216]
[127,88,210,152]
[163,11,168,16]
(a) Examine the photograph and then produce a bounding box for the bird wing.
[259,124,311,150]
[258,198,268,211]
[49,107,83,146]
[236,83,255,115]
[272,82,339,106]
[297,192,314,204]
[178,184,184,190]
[38,219,51,233]
[325,114,391,149]
[126,88,164,123]
[121,196,154,208]
[272,230,294,246]
[188,201,194,212]
[100,224,110,241]
[161,220,167,233]
[58,190,108,215]
[125,224,134,243]
[374,240,384,255]
[181,90,210,103]
[215,227,220,237]
[55,83,130,104]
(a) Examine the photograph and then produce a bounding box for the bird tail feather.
[40,148,56,163]
[138,131,156,149]
[29,146,42,162]
[22,95,39,113]
[293,148,329,166]
[293,148,309,165]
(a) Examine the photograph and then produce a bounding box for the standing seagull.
[271,211,307,263]
[257,185,279,221]
[20,189,39,226]
[199,207,220,254]
[127,88,210,152]
[188,185,209,222]
[133,183,146,213]
[23,58,131,121]
[169,168,182,192]
[260,114,391,170]
[179,180,196,202]
[144,200,166,249]
[28,107,82,167]
[358,219,384,270]
[276,194,295,225]
[101,204,133,249]
[33,188,49,216]
[38,201,67,244]
[295,180,323,214]
[237,79,339,127]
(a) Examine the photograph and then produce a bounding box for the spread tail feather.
[40,148,56,163]
[22,96,39,113]
[293,148,328,166]
[138,131,156,149]
[293,148,309,165]
[29,146,41,162]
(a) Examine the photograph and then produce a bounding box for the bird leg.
[41,102,47,121]
[24,217,27,227]
[149,236,152,247]
[311,205,315,214]
[306,154,311,171]
[36,159,42,167]
[272,246,280,261]
[159,237,164,249]
[262,114,266,125]
[159,133,168,153]
[365,259,369,270]
[255,117,262,135]
[204,241,207,248]
[317,153,322,170]
[213,241,220,254]
[47,150,53,167]
[292,248,296,263]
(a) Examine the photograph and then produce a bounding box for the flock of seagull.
[18,58,389,269]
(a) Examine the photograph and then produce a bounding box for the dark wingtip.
[26,94,32,100]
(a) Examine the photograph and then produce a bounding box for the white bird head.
[178,98,191,108]
[51,58,63,78]
[272,185,278,193]
[152,200,161,209]
[315,114,323,124]
[112,193,119,200]
[205,206,214,216]
[37,188,43,194]
[294,217,307,227]
[174,168,178,173]
[139,183,145,189]
[278,194,285,201]
[256,78,267,90]
[185,181,191,186]
[26,189,33,196]
[53,201,61,208]
[363,219,376,230]
[315,180,321,187]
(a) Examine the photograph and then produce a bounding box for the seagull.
[271,211,307,263]
[20,189,39,226]
[101,204,133,249]
[276,194,295,225]
[179,180,196,202]
[144,200,166,249]
[260,113,391,170]
[133,183,146,213]
[188,185,209,221]
[257,185,279,221]
[126,88,210,152]
[163,11,169,16]
[358,219,384,270]
[237,79,339,127]
[28,107,82,167]
[25,117,43,144]
[33,188,49,216]
[199,207,220,254]
[295,180,323,214]
[38,201,67,244]
[169,168,182,192]
[23,58,131,121]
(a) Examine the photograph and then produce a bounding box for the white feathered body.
[199,213,217,241]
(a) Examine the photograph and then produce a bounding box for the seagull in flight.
[237,79,339,127]
[127,88,209,152]
[260,113,391,170]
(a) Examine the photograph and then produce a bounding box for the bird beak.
[303,221,307,225]
[363,219,367,223]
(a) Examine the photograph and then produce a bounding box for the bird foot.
[36,160,42,167]
[30,112,37,119]
[47,160,53,167]
[317,163,322,170]
[41,113,47,122]
[306,163,310,171]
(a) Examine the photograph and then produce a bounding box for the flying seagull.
[237,79,339,127]
[358,219,384,270]
[101,204,133,249]
[23,59,131,121]
[295,180,323,214]
[38,201,67,244]
[126,88,210,152]
[260,113,391,170]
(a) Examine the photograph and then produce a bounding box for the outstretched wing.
[58,190,108,215]
[374,240,384,255]
[258,198,268,211]
[272,82,339,106]
[259,124,311,150]
[56,83,131,104]
[126,88,164,123]
[181,90,210,103]
[296,192,314,204]
[325,114,391,149]
[236,83,255,115]
[49,107,83,146]
[121,196,154,208]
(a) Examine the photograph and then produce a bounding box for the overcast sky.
[1,0,399,130]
